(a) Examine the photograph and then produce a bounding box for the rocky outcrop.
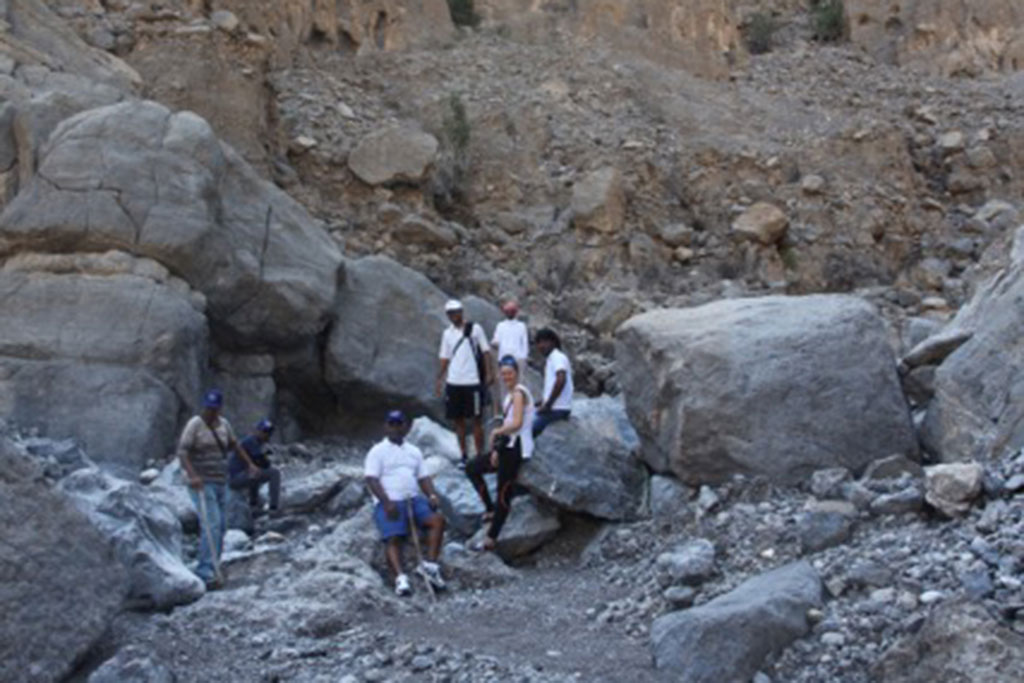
[651,561,822,682]
[847,0,1024,76]
[0,100,343,348]
[616,295,918,484]
[520,395,648,521]
[0,434,127,682]
[477,0,744,79]
[921,226,1024,462]
[0,0,140,90]
[0,256,207,470]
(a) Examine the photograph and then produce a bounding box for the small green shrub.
[779,245,799,271]
[745,12,778,55]
[432,93,472,215]
[443,93,471,156]
[447,0,480,28]
[812,0,846,43]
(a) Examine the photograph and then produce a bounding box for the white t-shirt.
[542,348,573,412]
[502,384,535,459]
[491,319,529,363]
[364,438,425,502]
[439,322,491,386]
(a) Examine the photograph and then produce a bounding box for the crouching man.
[364,410,447,596]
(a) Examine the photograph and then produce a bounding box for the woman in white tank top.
[465,355,535,551]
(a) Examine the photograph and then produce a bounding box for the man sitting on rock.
[533,328,574,437]
[364,410,447,596]
[228,419,281,518]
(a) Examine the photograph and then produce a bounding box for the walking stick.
[406,498,437,603]
[196,488,224,586]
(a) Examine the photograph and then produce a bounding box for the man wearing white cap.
[436,299,493,467]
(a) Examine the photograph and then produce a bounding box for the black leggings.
[465,439,523,541]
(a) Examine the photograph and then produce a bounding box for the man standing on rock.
[491,300,529,392]
[364,410,447,596]
[533,328,573,437]
[436,299,494,468]
[228,419,281,518]
[177,389,260,590]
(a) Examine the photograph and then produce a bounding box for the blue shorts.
[374,495,437,541]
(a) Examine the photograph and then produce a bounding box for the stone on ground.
[616,295,918,484]
[651,561,823,682]
[924,462,984,517]
[468,496,561,560]
[732,202,789,245]
[347,126,439,185]
[656,538,716,586]
[60,467,205,610]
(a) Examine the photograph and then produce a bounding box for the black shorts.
[445,384,485,420]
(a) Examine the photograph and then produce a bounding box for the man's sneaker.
[417,561,446,590]
[395,573,412,596]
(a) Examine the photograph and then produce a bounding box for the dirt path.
[364,564,658,682]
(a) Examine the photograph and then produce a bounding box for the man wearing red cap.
[491,300,529,391]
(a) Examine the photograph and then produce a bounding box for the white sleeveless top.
[502,384,535,459]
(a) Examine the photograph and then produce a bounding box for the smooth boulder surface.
[617,295,918,484]
[519,395,647,521]
[921,226,1024,462]
[347,126,439,185]
[325,255,501,419]
[651,561,823,682]
[0,100,342,348]
[0,262,207,470]
[60,467,205,610]
[0,435,127,682]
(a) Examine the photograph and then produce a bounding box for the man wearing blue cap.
[176,389,260,589]
[229,419,281,517]
[364,410,447,596]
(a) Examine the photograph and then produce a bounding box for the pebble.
[821,632,846,647]
[919,590,945,605]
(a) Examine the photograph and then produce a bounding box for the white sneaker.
[417,561,446,590]
[395,573,412,596]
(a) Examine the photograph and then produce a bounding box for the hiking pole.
[406,498,437,603]
[196,488,224,587]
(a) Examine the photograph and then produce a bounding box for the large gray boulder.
[0,435,127,682]
[651,561,823,682]
[0,100,342,348]
[617,295,918,484]
[921,226,1024,462]
[60,467,205,610]
[325,255,501,419]
[519,395,647,521]
[0,258,207,470]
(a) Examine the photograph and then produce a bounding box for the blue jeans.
[188,482,226,582]
[532,409,570,437]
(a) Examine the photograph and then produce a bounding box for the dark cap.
[385,410,407,424]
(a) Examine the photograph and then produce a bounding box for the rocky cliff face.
[848,0,1024,76]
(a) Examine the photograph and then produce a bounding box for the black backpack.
[453,321,486,386]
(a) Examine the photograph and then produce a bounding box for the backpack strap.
[204,419,230,457]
